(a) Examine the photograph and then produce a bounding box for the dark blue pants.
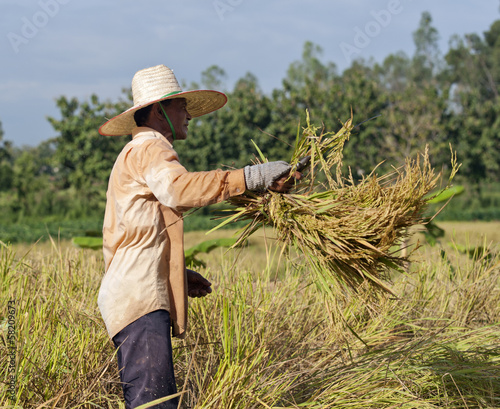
[112,310,179,409]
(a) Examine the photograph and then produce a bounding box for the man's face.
[161,98,192,141]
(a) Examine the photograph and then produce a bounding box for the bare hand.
[269,171,302,193]
[186,269,212,298]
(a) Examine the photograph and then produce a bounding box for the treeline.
[1,12,500,233]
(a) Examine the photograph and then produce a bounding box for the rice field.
[0,221,499,408]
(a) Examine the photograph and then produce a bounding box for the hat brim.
[98,90,227,136]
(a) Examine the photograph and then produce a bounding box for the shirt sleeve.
[140,138,246,211]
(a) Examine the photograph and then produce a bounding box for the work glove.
[244,161,291,191]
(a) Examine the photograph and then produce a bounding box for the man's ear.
[152,103,164,120]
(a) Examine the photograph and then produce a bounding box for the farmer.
[97,64,300,408]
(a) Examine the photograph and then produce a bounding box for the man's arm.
[142,139,300,210]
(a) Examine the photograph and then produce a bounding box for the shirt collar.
[131,127,173,148]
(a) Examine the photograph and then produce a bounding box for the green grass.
[1,223,499,408]
[0,218,103,244]
[0,207,244,244]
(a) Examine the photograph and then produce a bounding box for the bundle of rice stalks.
[213,112,459,295]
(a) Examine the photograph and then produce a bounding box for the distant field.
[437,220,500,246]
[185,220,500,275]
[1,221,499,408]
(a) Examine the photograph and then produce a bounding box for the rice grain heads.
[213,112,459,297]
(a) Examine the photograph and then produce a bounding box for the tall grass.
[1,227,499,408]
[0,240,122,408]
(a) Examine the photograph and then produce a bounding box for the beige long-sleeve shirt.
[98,127,246,339]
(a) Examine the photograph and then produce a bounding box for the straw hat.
[99,65,227,136]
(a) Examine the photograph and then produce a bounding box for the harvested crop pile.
[213,112,459,295]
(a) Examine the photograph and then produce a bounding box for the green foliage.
[176,69,274,171]
[184,238,238,268]
[2,13,500,234]
[423,186,464,246]
[47,94,130,216]
[70,234,239,269]
[72,236,103,250]
[412,11,442,81]
[432,182,500,221]
[449,242,493,262]
[426,184,465,204]
[0,121,14,192]
[442,20,500,184]
[0,218,103,244]
[422,220,446,246]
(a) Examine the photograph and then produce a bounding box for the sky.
[1,0,499,148]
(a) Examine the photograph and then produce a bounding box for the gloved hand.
[244,161,291,191]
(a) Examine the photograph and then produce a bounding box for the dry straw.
[213,111,460,295]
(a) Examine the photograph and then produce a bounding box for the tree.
[47,94,130,216]
[0,120,12,162]
[176,68,273,171]
[267,42,341,162]
[0,120,14,192]
[200,65,228,91]
[9,145,57,219]
[377,83,448,166]
[370,13,448,169]
[336,60,387,175]
[412,11,442,84]
[375,51,411,92]
[444,19,500,184]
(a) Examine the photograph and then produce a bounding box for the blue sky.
[1,0,499,147]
